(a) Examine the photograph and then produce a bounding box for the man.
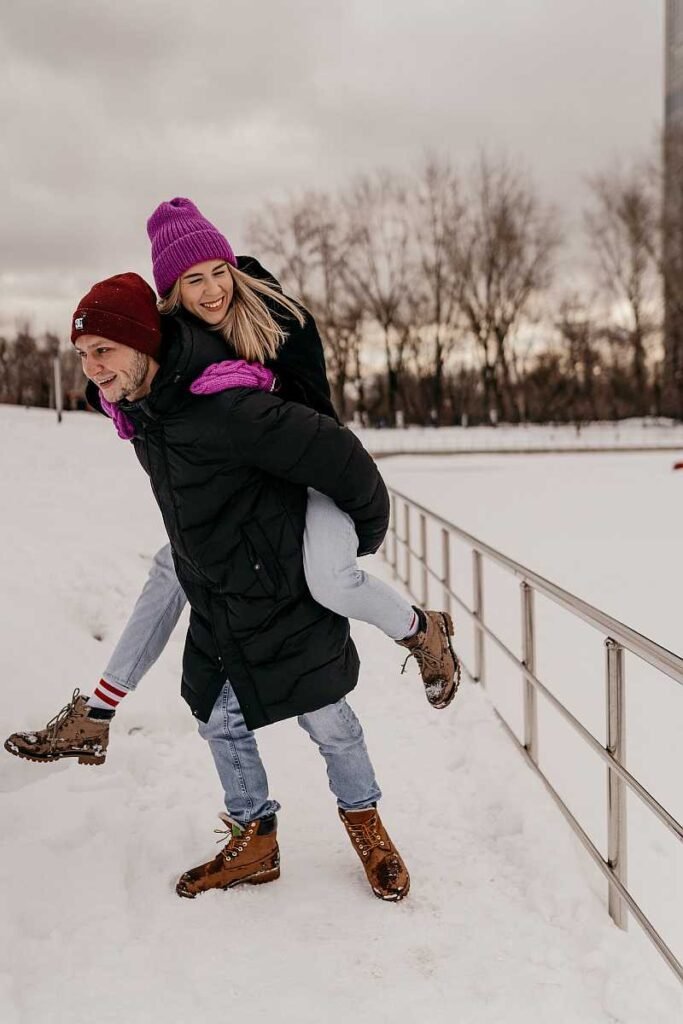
[7,273,412,901]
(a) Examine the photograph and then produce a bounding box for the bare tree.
[0,336,10,403]
[304,193,365,418]
[556,296,601,424]
[1,324,50,406]
[411,157,464,423]
[585,166,660,416]
[449,155,560,423]
[342,171,414,425]
[247,195,319,305]
[247,192,363,418]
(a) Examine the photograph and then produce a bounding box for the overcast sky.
[0,0,664,336]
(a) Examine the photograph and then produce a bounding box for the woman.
[108,198,456,708]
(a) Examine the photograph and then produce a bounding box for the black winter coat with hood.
[113,314,389,730]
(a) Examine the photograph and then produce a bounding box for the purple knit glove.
[99,394,136,441]
[189,359,276,396]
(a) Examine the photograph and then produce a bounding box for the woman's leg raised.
[4,545,189,763]
[100,543,187,694]
[302,489,460,709]
[302,489,414,640]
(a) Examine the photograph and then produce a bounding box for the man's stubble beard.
[119,352,150,402]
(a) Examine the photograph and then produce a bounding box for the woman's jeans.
[199,681,381,821]
[102,489,413,692]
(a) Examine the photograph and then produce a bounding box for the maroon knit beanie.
[71,273,162,358]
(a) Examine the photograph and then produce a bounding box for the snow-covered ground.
[0,406,681,1023]
[353,419,683,455]
[379,451,683,976]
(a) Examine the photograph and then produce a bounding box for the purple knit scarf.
[99,359,275,440]
[99,394,136,440]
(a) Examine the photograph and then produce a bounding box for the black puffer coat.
[175,255,339,422]
[119,317,389,730]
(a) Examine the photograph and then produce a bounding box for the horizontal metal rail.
[493,711,683,982]
[384,486,683,985]
[370,445,683,458]
[388,488,683,688]
[412,555,681,842]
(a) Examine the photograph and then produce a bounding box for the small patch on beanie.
[74,315,86,331]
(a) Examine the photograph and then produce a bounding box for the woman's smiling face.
[178,260,234,323]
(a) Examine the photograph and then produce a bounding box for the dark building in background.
[665,1,683,122]
[664,0,683,416]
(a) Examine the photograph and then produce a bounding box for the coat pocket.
[240,521,286,599]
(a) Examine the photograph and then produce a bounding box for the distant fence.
[383,486,683,984]
[354,422,683,458]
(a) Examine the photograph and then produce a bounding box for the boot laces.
[400,647,442,678]
[214,813,253,860]
[45,688,83,744]
[345,814,387,859]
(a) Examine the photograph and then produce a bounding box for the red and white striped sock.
[402,610,420,640]
[87,679,129,713]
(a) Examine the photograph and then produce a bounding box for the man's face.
[74,335,156,403]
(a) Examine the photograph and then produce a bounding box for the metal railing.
[382,487,683,984]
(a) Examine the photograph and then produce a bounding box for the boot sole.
[176,860,281,899]
[426,613,461,710]
[372,876,411,902]
[4,740,106,766]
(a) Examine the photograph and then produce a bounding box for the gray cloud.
[0,0,663,336]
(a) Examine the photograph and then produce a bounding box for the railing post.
[473,549,485,685]
[390,494,398,580]
[521,582,538,764]
[605,638,628,930]
[419,513,428,608]
[441,528,451,616]
[404,501,411,591]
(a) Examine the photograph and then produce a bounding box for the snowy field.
[353,419,683,455]
[0,406,681,1024]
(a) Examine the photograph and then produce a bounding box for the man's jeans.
[199,681,382,822]
[102,489,413,692]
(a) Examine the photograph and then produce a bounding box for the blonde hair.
[158,262,305,362]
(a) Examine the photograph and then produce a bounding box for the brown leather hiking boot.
[176,813,280,898]
[4,689,110,766]
[339,806,410,902]
[397,608,461,709]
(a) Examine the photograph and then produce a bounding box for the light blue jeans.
[102,490,409,818]
[103,489,414,692]
[199,681,381,822]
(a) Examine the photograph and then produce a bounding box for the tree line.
[0,327,85,409]
[2,144,682,425]
[247,152,668,425]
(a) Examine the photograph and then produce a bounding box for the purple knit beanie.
[146,197,237,297]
